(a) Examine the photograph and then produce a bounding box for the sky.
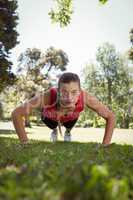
[11,0,133,76]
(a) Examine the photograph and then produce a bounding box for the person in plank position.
[12,72,115,144]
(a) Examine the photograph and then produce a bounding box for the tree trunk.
[123,114,130,129]
[0,103,4,120]
[107,79,112,106]
[121,114,130,129]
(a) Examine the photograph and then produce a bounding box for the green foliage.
[0,138,132,199]
[16,46,69,97]
[17,47,69,80]
[99,0,108,4]
[44,46,69,72]
[0,102,4,120]
[106,178,129,200]
[96,43,120,105]
[1,46,69,120]
[129,28,133,62]
[130,28,133,45]
[49,0,73,27]
[129,48,133,61]
[82,42,133,128]
[0,0,19,92]
[49,0,108,27]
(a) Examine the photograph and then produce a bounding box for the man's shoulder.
[81,88,89,97]
[80,89,96,105]
[42,87,58,106]
[43,86,57,94]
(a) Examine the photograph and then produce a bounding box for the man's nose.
[65,93,73,100]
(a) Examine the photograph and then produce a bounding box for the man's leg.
[41,116,58,142]
[63,118,78,141]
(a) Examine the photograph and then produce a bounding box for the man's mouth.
[64,101,74,105]
[61,101,74,107]
[65,101,72,104]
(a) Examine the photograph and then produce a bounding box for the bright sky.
[11,0,133,76]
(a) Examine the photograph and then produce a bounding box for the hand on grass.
[95,143,115,150]
[102,143,115,147]
[20,140,31,147]
[13,141,30,151]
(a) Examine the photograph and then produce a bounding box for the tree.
[49,0,108,27]
[16,47,69,98]
[3,47,69,126]
[49,0,73,27]
[96,43,133,128]
[42,46,69,72]
[96,43,120,106]
[82,43,133,128]
[113,54,133,128]
[0,102,4,120]
[0,0,19,92]
[17,47,69,83]
[129,28,133,62]
[81,62,109,128]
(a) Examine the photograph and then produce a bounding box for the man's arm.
[12,92,49,144]
[83,90,116,145]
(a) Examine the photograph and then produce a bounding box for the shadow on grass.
[0,136,133,168]
[0,137,133,200]
[0,136,133,148]
[0,129,16,134]
[0,129,33,135]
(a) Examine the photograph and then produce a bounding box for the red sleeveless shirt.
[42,87,84,123]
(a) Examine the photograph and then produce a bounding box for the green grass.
[0,137,133,200]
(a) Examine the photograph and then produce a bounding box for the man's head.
[58,72,81,108]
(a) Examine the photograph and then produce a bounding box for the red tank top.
[42,87,84,123]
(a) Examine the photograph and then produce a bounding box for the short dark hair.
[58,72,80,89]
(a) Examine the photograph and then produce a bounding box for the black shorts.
[41,116,78,129]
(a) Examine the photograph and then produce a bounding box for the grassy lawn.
[0,121,133,144]
[0,136,133,200]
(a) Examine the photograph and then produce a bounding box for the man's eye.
[61,91,67,96]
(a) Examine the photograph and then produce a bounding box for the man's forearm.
[102,115,115,145]
[12,112,28,143]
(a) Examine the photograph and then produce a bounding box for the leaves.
[0,0,19,92]
[99,0,108,4]
[129,28,133,61]
[82,42,133,129]
[49,0,108,27]
[0,138,132,199]
[49,0,73,27]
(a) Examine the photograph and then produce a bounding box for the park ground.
[0,121,133,145]
[0,121,133,199]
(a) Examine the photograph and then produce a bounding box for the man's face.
[59,82,80,108]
